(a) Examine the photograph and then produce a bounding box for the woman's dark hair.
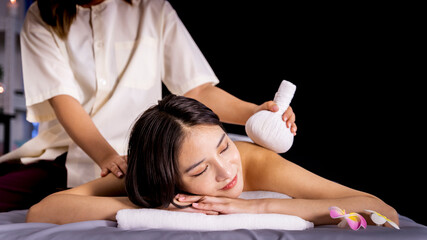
[126,94,224,208]
[37,0,132,39]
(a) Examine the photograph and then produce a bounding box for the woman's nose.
[215,159,233,182]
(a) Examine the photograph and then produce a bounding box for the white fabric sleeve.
[20,5,83,122]
[161,2,219,95]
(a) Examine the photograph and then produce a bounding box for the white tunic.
[0,0,219,187]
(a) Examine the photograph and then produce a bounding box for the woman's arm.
[184,84,258,125]
[26,174,136,224]
[27,174,219,224]
[49,95,127,177]
[239,141,398,225]
[190,142,398,226]
[184,83,297,133]
[238,142,367,199]
[188,193,395,226]
[259,196,394,225]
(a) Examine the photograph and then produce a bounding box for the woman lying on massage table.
[26,95,398,227]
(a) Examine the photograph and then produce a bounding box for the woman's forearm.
[260,196,397,226]
[26,194,136,224]
[184,84,258,125]
[49,95,119,165]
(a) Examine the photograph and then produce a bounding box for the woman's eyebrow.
[184,133,226,173]
[185,159,206,173]
[216,133,226,148]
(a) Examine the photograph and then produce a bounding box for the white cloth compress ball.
[245,80,296,153]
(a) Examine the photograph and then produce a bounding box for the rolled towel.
[116,191,313,231]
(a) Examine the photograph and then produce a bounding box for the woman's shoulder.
[235,141,277,163]
[23,2,43,23]
[235,141,295,193]
[235,141,279,186]
[21,2,52,36]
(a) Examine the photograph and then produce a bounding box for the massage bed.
[2,135,426,239]
[0,209,426,240]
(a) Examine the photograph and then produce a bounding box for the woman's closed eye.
[220,142,229,154]
[192,141,229,177]
[193,165,208,177]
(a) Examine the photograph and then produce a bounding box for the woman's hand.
[176,194,261,215]
[255,101,297,135]
[370,204,399,228]
[49,95,128,179]
[162,194,219,215]
[99,155,128,178]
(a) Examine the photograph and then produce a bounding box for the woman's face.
[178,125,244,198]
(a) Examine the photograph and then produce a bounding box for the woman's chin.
[222,182,244,198]
[230,189,243,198]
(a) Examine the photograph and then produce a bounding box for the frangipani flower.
[329,206,367,230]
[365,210,400,229]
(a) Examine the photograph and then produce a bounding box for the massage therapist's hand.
[255,101,297,135]
[177,195,261,215]
[99,154,128,178]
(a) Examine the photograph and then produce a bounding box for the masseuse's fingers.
[117,155,128,173]
[100,168,109,177]
[282,106,297,135]
[254,100,279,114]
[255,102,297,135]
[282,106,294,125]
[291,122,297,135]
[100,155,128,178]
[100,162,117,177]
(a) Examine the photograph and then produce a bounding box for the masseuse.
[0,0,296,211]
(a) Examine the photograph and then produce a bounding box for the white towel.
[116,191,314,231]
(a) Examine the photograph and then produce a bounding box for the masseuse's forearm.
[49,95,118,165]
[260,196,397,226]
[184,84,258,125]
[26,194,134,224]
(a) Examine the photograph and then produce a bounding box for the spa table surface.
[1,210,426,240]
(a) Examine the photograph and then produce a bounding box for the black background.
[167,1,425,226]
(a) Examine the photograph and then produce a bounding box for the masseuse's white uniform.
[0,0,219,187]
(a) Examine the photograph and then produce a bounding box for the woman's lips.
[221,175,238,190]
